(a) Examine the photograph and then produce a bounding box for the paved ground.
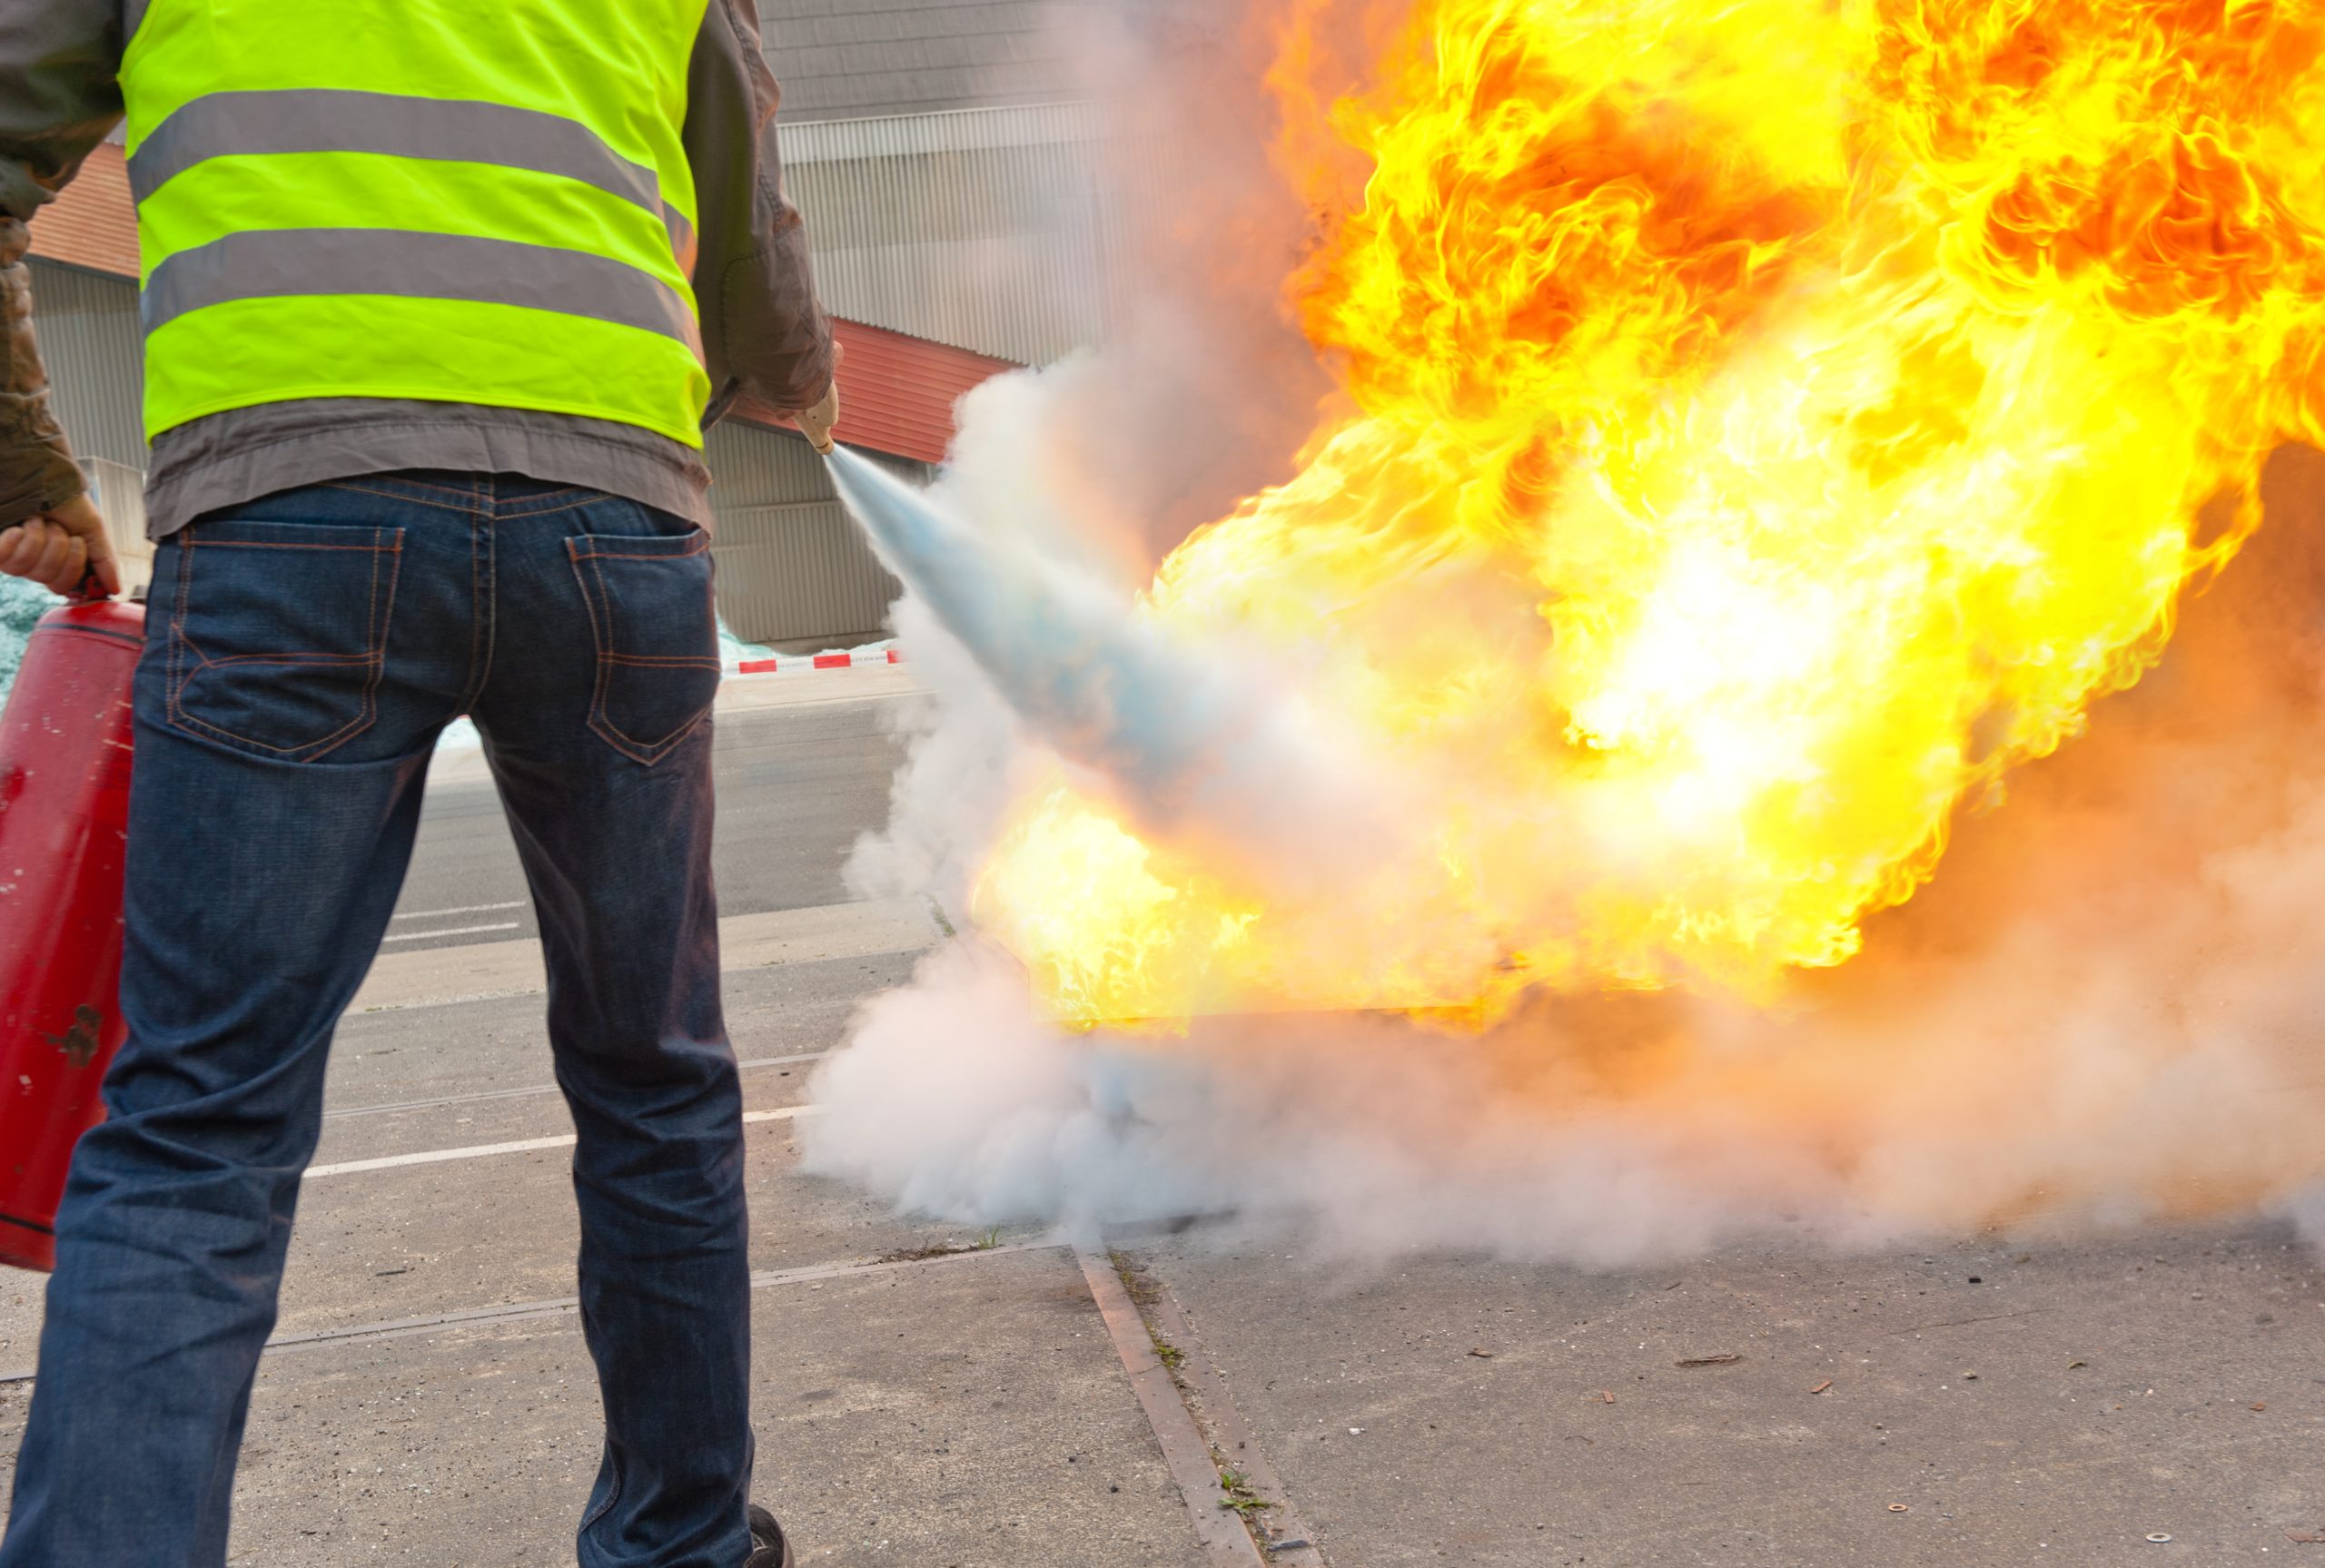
[1131,1231,2325,1566]
[390,669,923,953]
[1,669,2320,1564]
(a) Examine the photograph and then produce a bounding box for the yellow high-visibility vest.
[122,0,713,446]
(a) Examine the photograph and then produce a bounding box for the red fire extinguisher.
[0,595,142,1272]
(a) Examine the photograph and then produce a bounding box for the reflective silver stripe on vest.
[141,228,704,359]
[129,90,695,267]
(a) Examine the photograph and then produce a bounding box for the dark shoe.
[746,1504,796,1568]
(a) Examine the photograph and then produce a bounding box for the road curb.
[1080,1248,1271,1567]
[733,648,902,676]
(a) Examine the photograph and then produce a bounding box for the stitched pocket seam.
[165,528,403,761]
[565,533,717,767]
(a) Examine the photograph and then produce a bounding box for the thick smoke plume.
[807,0,2325,1260]
[816,439,2325,1261]
[826,448,1397,888]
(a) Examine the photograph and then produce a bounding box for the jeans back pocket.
[567,528,721,765]
[166,520,405,762]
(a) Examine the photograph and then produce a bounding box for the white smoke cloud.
[827,444,1409,901]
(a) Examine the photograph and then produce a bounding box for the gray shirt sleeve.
[687,0,836,421]
[0,0,126,525]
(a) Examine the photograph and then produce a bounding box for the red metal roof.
[731,318,1014,466]
[27,155,1014,466]
[26,143,140,277]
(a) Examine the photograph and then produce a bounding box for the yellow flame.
[971,0,2325,1024]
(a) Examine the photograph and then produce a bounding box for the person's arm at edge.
[0,0,125,593]
[685,0,839,449]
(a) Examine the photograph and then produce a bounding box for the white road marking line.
[352,894,938,1012]
[390,901,527,922]
[379,921,521,943]
[305,1130,578,1177]
[304,1106,815,1178]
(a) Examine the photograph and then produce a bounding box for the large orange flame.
[971,0,2325,1024]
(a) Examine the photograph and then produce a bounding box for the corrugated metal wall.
[26,261,153,585]
[83,458,153,591]
[780,104,1118,366]
[25,261,146,470]
[705,422,928,646]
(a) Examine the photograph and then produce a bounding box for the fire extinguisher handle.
[68,564,112,603]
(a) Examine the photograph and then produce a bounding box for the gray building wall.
[763,0,1103,122]
[779,103,1119,366]
[25,261,155,587]
[703,422,928,647]
[25,261,145,472]
[765,0,1192,365]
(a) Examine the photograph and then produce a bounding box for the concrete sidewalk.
[1120,1228,2325,1565]
[0,905,1199,1567]
[1,744,2319,1563]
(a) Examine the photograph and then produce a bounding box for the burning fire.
[970,0,2325,1025]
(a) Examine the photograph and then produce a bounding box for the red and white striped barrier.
[733,648,904,676]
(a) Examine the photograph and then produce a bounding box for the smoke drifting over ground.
[807,3,2325,1261]
[818,451,2325,1258]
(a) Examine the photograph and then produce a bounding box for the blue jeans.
[0,474,752,1568]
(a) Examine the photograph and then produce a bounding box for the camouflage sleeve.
[0,214,84,528]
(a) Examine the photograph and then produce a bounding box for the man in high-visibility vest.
[0,4,842,1563]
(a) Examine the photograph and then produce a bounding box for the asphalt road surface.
[385,695,913,953]
[1,668,2320,1565]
